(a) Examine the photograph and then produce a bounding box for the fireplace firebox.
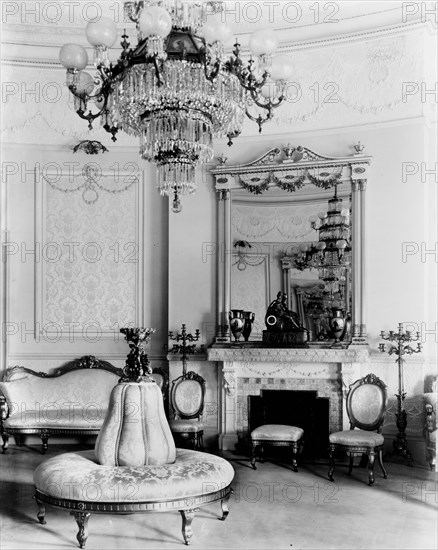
[248,390,330,459]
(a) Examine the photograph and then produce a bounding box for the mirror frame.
[210,145,371,348]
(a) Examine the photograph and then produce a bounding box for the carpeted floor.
[0,444,437,549]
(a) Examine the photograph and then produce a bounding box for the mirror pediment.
[211,145,370,349]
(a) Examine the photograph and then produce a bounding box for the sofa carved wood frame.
[0,356,123,454]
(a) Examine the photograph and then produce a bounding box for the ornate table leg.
[179,509,197,545]
[34,495,46,524]
[220,489,233,521]
[71,511,91,549]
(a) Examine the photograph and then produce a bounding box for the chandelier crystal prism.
[59,0,292,211]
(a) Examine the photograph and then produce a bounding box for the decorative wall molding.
[34,168,144,339]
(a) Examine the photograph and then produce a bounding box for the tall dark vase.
[242,311,255,342]
[229,310,245,342]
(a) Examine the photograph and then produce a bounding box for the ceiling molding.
[1,20,434,68]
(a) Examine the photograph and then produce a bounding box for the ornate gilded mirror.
[210,145,370,348]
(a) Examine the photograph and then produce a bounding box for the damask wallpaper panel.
[35,172,143,337]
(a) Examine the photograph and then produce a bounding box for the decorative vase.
[242,311,255,342]
[329,308,346,343]
[229,310,245,341]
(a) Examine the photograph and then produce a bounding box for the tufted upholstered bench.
[33,375,234,547]
[34,448,233,547]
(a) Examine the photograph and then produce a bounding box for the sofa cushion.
[34,449,234,502]
[329,429,384,447]
[4,408,106,429]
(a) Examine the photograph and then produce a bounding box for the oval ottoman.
[34,448,234,547]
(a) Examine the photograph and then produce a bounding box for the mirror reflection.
[230,183,352,345]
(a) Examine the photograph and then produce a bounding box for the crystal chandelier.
[59,1,292,211]
[295,186,351,296]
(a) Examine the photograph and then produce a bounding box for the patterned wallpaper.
[39,175,140,335]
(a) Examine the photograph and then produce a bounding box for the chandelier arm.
[249,88,285,110]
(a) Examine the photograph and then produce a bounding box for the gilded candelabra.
[168,324,202,376]
[379,323,422,465]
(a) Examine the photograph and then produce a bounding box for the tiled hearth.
[207,347,369,450]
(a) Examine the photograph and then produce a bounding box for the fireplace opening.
[248,390,330,459]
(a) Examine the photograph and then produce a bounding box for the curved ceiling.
[1,0,434,61]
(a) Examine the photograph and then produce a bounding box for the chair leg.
[291,442,298,472]
[378,449,387,479]
[259,445,264,463]
[328,445,335,481]
[250,442,257,470]
[348,453,354,475]
[367,450,376,486]
[40,431,49,454]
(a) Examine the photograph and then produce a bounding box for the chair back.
[170,371,206,420]
[151,368,169,397]
[346,373,387,431]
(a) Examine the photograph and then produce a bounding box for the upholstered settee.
[0,356,123,453]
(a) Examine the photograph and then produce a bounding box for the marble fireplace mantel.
[207,346,370,450]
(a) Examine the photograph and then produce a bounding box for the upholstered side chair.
[328,373,388,486]
[424,376,437,471]
[169,371,206,450]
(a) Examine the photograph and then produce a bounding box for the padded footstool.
[34,448,234,547]
[250,424,304,472]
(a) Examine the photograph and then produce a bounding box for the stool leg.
[328,444,335,481]
[250,442,257,469]
[291,442,298,472]
[180,508,197,545]
[71,511,91,549]
[220,489,233,521]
